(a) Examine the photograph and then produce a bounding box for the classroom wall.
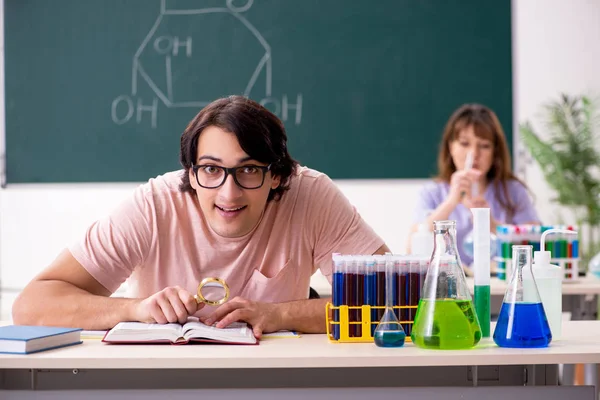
[514,0,600,224]
[1,0,600,319]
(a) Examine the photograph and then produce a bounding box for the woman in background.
[408,103,540,267]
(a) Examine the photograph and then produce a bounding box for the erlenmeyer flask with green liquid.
[411,220,482,349]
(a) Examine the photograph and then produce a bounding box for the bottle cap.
[532,228,577,270]
[533,251,551,266]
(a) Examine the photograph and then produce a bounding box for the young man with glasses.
[13,96,389,337]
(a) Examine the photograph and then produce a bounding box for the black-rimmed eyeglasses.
[192,164,272,189]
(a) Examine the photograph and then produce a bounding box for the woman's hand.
[447,168,482,205]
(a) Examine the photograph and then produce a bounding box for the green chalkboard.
[4,0,512,183]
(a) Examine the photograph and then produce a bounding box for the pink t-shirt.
[69,167,384,316]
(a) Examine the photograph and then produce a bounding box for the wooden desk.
[0,321,598,399]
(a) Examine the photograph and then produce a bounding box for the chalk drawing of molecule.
[111,0,302,128]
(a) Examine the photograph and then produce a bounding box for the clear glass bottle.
[411,220,482,349]
[493,245,552,348]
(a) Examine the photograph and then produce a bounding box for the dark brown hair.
[179,96,298,201]
[436,103,527,219]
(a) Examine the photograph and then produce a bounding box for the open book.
[102,318,257,345]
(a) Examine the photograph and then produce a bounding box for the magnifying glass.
[194,277,230,306]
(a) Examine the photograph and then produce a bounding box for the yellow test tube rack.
[325,302,418,343]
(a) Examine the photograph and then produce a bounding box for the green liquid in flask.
[411,299,482,350]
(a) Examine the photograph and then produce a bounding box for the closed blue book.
[0,326,83,354]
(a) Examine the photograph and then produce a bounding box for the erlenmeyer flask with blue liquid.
[493,245,552,348]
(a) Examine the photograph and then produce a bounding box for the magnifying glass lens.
[195,277,230,306]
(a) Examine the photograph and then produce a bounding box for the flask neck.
[506,245,539,303]
[422,221,471,301]
[512,245,533,276]
[432,223,460,259]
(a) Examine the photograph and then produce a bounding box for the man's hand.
[202,297,282,339]
[132,286,203,324]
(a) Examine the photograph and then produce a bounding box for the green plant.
[520,94,600,266]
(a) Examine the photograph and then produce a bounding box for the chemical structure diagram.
[111,0,302,128]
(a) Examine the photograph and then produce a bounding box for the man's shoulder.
[286,166,332,194]
[140,170,185,191]
[136,170,191,205]
[294,166,326,180]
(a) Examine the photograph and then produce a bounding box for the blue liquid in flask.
[374,328,406,347]
[493,302,552,348]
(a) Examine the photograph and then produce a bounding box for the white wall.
[1,0,600,319]
[514,0,600,223]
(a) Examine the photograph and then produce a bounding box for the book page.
[262,330,301,338]
[104,322,183,343]
[182,320,256,344]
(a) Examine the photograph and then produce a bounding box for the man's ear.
[270,175,281,190]
[189,168,199,190]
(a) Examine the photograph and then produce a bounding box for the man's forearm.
[12,280,138,330]
[277,297,330,334]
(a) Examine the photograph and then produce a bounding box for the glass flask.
[411,220,482,349]
[493,245,552,348]
[374,255,406,347]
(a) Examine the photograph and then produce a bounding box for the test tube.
[396,256,409,332]
[572,228,580,278]
[497,226,510,280]
[364,256,376,335]
[553,228,562,258]
[407,257,421,334]
[332,253,343,340]
[391,256,399,319]
[375,255,386,327]
[391,256,400,320]
[356,256,366,337]
[342,256,358,337]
